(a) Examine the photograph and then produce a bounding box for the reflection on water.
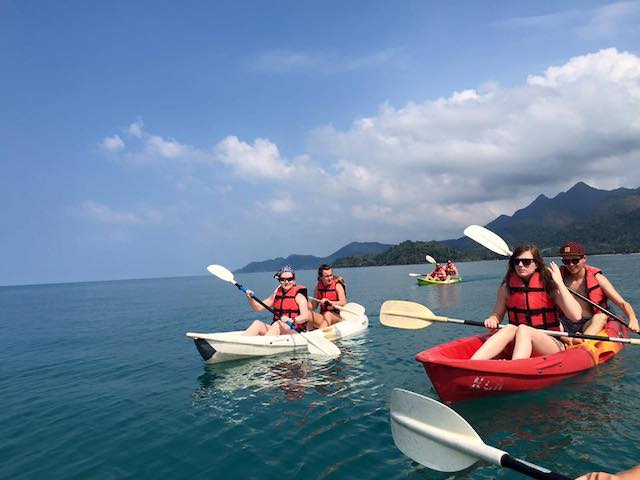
[422,282,460,308]
[190,335,371,418]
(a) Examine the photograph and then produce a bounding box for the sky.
[2,1,640,286]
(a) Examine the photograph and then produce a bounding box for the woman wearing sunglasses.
[471,245,582,360]
[559,241,639,335]
[242,265,311,336]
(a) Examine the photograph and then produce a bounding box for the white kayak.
[186,315,369,364]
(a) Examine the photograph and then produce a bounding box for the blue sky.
[2,1,640,286]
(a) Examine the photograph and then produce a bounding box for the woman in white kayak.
[243,265,312,336]
[471,244,582,360]
[308,264,347,329]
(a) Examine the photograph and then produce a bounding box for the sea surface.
[2,256,640,479]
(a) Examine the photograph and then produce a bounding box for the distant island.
[237,182,640,272]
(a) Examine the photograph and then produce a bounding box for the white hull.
[186,315,369,364]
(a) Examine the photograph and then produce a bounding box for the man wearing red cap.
[559,241,638,336]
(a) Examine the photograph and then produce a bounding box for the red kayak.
[416,320,628,403]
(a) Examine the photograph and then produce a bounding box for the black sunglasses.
[511,258,535,267]
[278,276,295,282]
[561,257,584,265]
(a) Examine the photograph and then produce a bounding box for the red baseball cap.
[559,242,585,256]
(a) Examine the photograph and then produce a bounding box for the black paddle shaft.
[234,282,276,314]
[501,454,571,480]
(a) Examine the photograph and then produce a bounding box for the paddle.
[206,264,340,357]
[463,225,631,328]
[379,300,640,345]
[309,297,366,320]
[409,255,437,276]
[426,254,437,264]
[390,388,572,479]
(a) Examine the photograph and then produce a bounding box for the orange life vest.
[506,272,560,330]
[316,278,345,313]
[560,264,609,315]
[272,285,308,331]
[445,264,458,275]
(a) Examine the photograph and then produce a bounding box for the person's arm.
[576,464,640,480]
[292,293,311,324]
[246,289,273,312]
[485,285,508,328]
[597,274,639,332]
[334,282,347,306]
[548,262,582,321]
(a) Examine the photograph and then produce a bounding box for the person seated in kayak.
[558,241,639,340]
[308,264,347,329]
[427,264,448,281]
[444,259,459,277]
[243,265,311,336]
[470,244,582,360]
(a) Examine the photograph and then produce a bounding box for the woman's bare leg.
[471,324,517,360]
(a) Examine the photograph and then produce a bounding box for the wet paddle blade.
[390,389,484,472]
[206,264,236,283]
[301,332,340,357]
[463,225,512,256]
[426,255,437,264]
[339,302,366,316]
[379,300,434,329]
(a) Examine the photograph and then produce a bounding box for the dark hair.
[317,264,332,280]
[502,244,556,296]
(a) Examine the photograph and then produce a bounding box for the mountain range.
[238,182,640,271]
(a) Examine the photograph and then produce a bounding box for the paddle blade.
[380,300,433,329]
[425,255,437,264]
[463,225,512,257]
[340,302,366,316]
[390,389,483,472]
[206,264,236,283]
[302,332,340,357]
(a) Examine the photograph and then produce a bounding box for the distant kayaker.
[427,263,448,281]
[471,244,582,360]
[559,241,639,336]
[444,259,459,277]
[242,265,311,336]
[308,264,347,329]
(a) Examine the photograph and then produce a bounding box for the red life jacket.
[272,285,307,331]
[560,264,609,315]
[506,272,560,330]
[445,264,458,275]
[316,278,345,313]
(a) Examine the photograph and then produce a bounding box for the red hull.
[416,321,627,403]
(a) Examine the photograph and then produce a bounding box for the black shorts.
[560,317,589,335]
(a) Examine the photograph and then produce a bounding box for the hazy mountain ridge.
[235,242,394,273]
[239,182,640,271]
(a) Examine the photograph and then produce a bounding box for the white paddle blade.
[379,300,433,329]
[390,389,485,472]
[425,255,437,264]
[301,332,340,357]
[408,273,425,277]
[206,264,236,283]
[339,302,366,316]
[463,225,512,256]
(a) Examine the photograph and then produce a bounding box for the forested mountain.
[239,182,640,271]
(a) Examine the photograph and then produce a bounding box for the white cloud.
[81,201,189,227]
[496,1,640,39]
[251,47,404,74]
[98,48,640,243]
[99,134,125,153]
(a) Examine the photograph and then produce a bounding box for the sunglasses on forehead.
[510,258,535,267]
[561,256,584,265]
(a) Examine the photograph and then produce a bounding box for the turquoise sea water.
[2,257,640,479]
